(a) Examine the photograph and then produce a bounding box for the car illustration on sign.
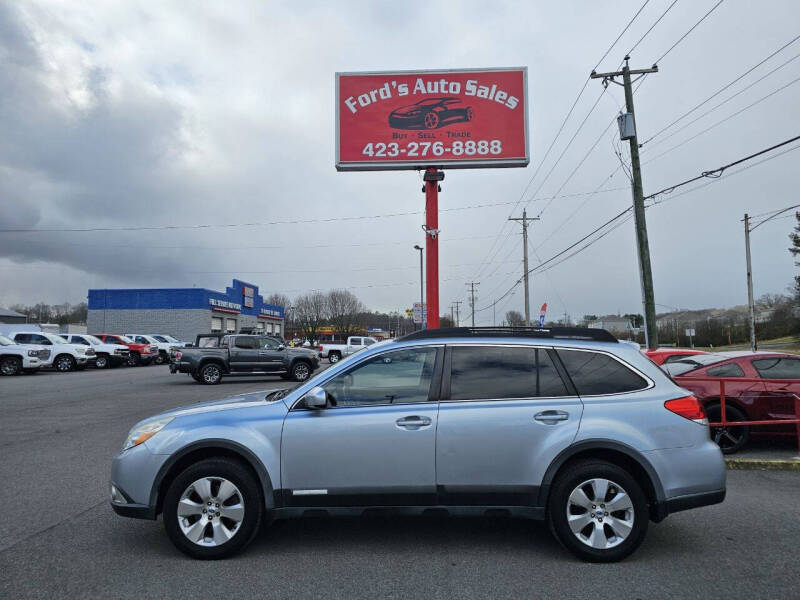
[388,97,474,130]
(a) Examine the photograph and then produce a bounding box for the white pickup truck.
[318,336,378,364]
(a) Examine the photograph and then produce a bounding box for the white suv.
[125,334,173,365]
[0,334,50,375]
[64,334,130,369]
[11,331,94,372]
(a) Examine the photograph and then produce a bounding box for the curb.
[725,458,800,471]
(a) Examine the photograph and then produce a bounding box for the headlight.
[122,417,174,451]
[27,349,38,357]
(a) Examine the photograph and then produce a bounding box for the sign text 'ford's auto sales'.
[336,68,529,171]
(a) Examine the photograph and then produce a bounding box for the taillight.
[318,346,323,351]
[175,351,182,360]
[665,395,708,425]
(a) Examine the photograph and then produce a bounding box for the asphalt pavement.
[2,365,800,599]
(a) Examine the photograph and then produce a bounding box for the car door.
[229,336,259,372]
[255,336,285,371]
[435,344,581,506]
[281,345,442,506]
[751,356,800,425]
[346,337,362,355]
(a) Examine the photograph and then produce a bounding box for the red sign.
[336,68,529,171]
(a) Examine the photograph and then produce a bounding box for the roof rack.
[399,326,618,343]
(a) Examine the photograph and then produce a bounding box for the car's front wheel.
[162,458,263,559]
[291,361,311,382]
[548,460,648,563]
[54,354,76,372]
[94,354,109,369]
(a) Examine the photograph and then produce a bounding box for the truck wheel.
[128,352,141,367]
[291,361,312,382]
[55,354,76,372]
[1,356,22,376]
[154,351,167,365]
[95,354,110,369]
[200,363,223,385]
[328,352,341,364]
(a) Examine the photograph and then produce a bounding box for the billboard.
[336,67,529,171]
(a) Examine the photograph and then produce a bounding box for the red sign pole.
[424,167,440,329]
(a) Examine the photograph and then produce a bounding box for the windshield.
[44,333,68,344]
[83,335,104,345]
[161,335,179,343]
[0,335,14,346]
[118,335,134,344]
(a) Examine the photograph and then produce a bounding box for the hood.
[140,390,283,423]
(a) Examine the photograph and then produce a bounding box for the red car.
[663,352,800,453]
[92,334,158,366]
[645,348,708,365]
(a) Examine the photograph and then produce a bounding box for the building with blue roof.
[87,279,285,342]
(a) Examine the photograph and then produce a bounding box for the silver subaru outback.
[110,327,725,562]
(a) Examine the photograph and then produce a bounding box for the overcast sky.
[1,0,799,323]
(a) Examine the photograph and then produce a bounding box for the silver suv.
[110,327,725,562]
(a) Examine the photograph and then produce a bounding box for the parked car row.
[0,331,188,375]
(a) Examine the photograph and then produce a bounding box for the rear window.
[449,346,569,400]
[557,349,648,395]
[706,363,745,377]
[752,357,800,379]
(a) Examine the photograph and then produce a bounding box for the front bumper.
[109,443,169,521]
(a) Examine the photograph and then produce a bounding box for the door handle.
[396,416,432,430]
[534,410,569,424]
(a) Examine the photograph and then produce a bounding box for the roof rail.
[399,326,618,343]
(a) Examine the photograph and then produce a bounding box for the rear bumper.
[665,489,726,515]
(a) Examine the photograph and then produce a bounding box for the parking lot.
[1,365,799,599]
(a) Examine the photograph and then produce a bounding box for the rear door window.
[350,337,362,346]
[706,363,745,377]
[557,349,648,396]
[449,346,569,400]
[234,337,257,349]
[752,357,800,379]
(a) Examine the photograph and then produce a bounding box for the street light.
[413,245,424,329]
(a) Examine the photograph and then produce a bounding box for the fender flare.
[538,439,666,515]
[149,439,276,512]
[196,357,229,374]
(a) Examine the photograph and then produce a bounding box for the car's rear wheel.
[706,404,749,454]
[94,354,110,369]
[200,363,223,385]
[548,460,648,563]
[54,354,76,372]
[328,352,340,364]
[423,111,439,129]
[162,458,263,559]
[291,361,311,382]
[1,356,22,376]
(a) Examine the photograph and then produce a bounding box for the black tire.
[162,458,263,559]
[127,352,141,367]
[54,354,76,372]
[1,356,22,376]
[706,404,750,454]
[548,460,648,563]
[199,363,223,385]
[290,360,312,382]
[154,351,167,365]
[94,354,110,369]
[328,352,341,364]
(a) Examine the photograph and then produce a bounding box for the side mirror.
[301,386,327,409]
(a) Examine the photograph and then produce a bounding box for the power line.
[642,51,800,152]
[749,204,800,231]
[642,74,800,165]
[626,0,679,56]
[640,33,800,145]
[653,0,725,63]
[644,134,800,201]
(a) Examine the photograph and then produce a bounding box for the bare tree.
[293,292,327,343]
[326,289,365,335]
[505,310,525,326]
[265,293,291,310]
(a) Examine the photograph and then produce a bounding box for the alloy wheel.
[424,112,439,128]
[177,477,245,547]
[294,363,310,381]
[95,356,108,369]
[566,478,634,550]
[1,358,20,375]
[56,356,73,372]
[203,365,221,384]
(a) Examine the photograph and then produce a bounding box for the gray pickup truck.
[171,334,319,385]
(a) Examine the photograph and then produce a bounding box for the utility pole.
[453,301,462,327]
[509,209,539,326]
[591,56,659,349]
[466,282,479,327]
[744,213,757,351]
